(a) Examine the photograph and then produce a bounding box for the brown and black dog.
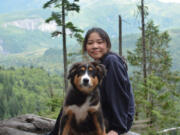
[59,61,106,135]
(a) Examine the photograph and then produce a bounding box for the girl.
[83,27,135,135]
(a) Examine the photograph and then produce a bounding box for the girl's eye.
[87,40,104,45]
[97,40,104,44]
[97,41,103,44]
[87,42,93,45]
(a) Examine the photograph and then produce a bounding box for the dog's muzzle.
[81,72,91,87]
[82,78,90,86]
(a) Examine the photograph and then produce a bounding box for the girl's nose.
[92,42,98,48]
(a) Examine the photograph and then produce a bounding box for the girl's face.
[86,32,109,60]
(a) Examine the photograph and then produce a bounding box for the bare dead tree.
[141,0,147,86]
[119,15,122,56]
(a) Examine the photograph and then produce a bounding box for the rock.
[0,114,141,135]
[0,114,55,135]
[124,131,141,135]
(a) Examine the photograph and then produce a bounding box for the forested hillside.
[0,66,64,120]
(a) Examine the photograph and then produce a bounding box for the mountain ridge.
[0,0,179,72]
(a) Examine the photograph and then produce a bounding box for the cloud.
[79,0,137,5]
[158,0,180,3]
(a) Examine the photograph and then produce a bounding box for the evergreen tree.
[127,20,180,133]
[0,72,19,118]
[136,0,149,119]
[43,0,83,92]
[0,66,64,120]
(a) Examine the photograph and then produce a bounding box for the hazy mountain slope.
[0,24,58,53]
[0,0,180,35]
[0,28,179,73]
[168,28,180,70]
[0,0,179,73]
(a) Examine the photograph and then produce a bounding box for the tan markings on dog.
[89,104,106,135]
[61,110,73,135]
[92,113,104,135]
[88,67,93,71]
[65,97,100,123]
[74,75,81,86]
[74,75,92,93]
[103,129,106,135]
[91,76,99,89]
[80,66,86,71]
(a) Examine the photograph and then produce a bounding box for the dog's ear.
[68,62,81,79]
[91,61,107,79]
[96,64,107,79]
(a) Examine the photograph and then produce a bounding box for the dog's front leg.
[88,109,106,135]
[59,110,73,135]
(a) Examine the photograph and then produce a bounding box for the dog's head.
[68,61,106,94]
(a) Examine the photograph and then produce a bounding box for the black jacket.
[99,52,135,134]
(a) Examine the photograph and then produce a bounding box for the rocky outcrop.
[3,18,57,32]
[0,114,55,135]
[0,114,140,135]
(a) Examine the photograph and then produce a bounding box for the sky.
[105,0,180,4]
[131,0,180,3]
[158,0,180,3]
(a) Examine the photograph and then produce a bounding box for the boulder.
[0,114,140,135]
[0,114,55,135]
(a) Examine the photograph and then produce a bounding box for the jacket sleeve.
[103,55,134,134]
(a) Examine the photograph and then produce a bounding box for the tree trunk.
[62,0,68,93]
[49,84,55,111]
[141,0,147,86]
[119,15,122,56]
[148,35,154,126]
[141,0,148,118]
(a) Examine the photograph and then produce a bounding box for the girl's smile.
[86,32,109,60]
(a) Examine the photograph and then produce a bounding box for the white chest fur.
[65,97,100,123]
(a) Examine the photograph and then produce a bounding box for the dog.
[59,61,106,135]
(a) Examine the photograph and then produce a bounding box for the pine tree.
[43,0,83,92]
[136,0,149,119]
[127,20,180,132]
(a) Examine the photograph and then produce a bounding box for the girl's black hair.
[83,27,111,52]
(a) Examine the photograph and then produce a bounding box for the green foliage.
[43,0,84,92]
[43,0,83,42]
[137,2,149,18]
[127,20,180,133]
[0,66,64,120]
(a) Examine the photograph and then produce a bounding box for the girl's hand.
[107,130,118,135]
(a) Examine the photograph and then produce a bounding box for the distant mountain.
[0,28,179,73]
[0,23,58,53]
[0,0,180,35]
[0,0,179,73]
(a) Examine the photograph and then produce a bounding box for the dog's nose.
[83,78,89,84]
